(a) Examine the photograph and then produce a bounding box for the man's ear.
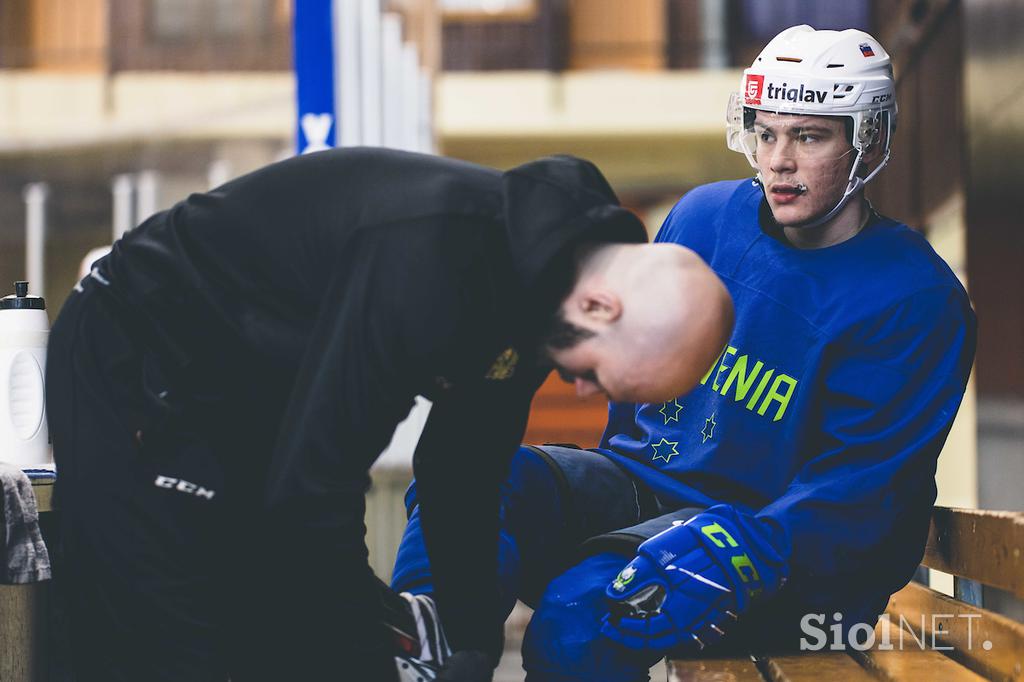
[579,290,623,323]
[861,142,882,165]
[855,142,883,179]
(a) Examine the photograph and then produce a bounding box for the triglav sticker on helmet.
[763,82,829,104]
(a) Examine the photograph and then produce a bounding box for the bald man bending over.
[47,148,731,682]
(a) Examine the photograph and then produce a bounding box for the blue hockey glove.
[600,505,788,652]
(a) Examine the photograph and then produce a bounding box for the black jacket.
[102,147,646,660]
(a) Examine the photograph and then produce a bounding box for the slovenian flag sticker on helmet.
[859,43,875,57]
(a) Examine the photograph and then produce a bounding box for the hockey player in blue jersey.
[390,25,976,681]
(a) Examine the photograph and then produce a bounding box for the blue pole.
[293,0,336,154]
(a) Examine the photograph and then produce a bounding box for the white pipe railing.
[111,173,135,242]
[336,0,363,147]
[135,170,159,225]
[23,183,48,297]
[382,12,404,149]
[360,0,383,146]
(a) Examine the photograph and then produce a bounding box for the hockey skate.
[380,581,451,681]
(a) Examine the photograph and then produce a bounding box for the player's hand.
[435,650,494,682]
[600,506,787,651]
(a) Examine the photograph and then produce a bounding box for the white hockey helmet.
[726,25,898,227]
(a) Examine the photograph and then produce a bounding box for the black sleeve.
[261,227,422,673]
[263,217,511,672]
[412,368,540,662]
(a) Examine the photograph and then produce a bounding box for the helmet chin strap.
[754,145,875,230]
[790,174,864,229]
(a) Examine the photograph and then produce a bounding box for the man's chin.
[768,204,815,229]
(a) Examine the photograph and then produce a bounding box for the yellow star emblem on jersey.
[485,347,518,380]
[651,437,680,463]
[658,399,684,424]
[701,413,718,444]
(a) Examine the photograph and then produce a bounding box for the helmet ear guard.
[858,112,880,149]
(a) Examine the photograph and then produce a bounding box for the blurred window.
[214,0,273,37]
[442,0,559,71]
[150,0,202,39]
[730,0,872,70]
[740,0,871,39]
[149,0,273,41]
[441,0,537,21]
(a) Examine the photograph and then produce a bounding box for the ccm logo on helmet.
[745,74,765,105]
[765,82,829,104]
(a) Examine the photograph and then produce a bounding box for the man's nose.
[575,377,602,398]
[768,141,798,172]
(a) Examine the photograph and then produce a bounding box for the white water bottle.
[0,281,51,467]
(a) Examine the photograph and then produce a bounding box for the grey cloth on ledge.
[0,462,52,584]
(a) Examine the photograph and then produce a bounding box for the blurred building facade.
[0,0,296,316]
[1,0,1020,581]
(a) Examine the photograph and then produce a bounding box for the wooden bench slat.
[30,479,53,513]
[759,653,876,681]
[923,507,1024,598]
[857,650,988,682]
[886,580,1024,681]
[667,656,765,681]
[0,583,48,682]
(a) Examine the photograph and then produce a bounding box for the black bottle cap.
[1,281,46,310]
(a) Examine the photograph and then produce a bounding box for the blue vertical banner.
[293,0,336,154]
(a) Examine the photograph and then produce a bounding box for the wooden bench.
[668,506,1024,681]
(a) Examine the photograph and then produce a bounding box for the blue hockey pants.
[391,445,689,681]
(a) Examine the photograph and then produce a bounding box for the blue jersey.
[598,179,976,616]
